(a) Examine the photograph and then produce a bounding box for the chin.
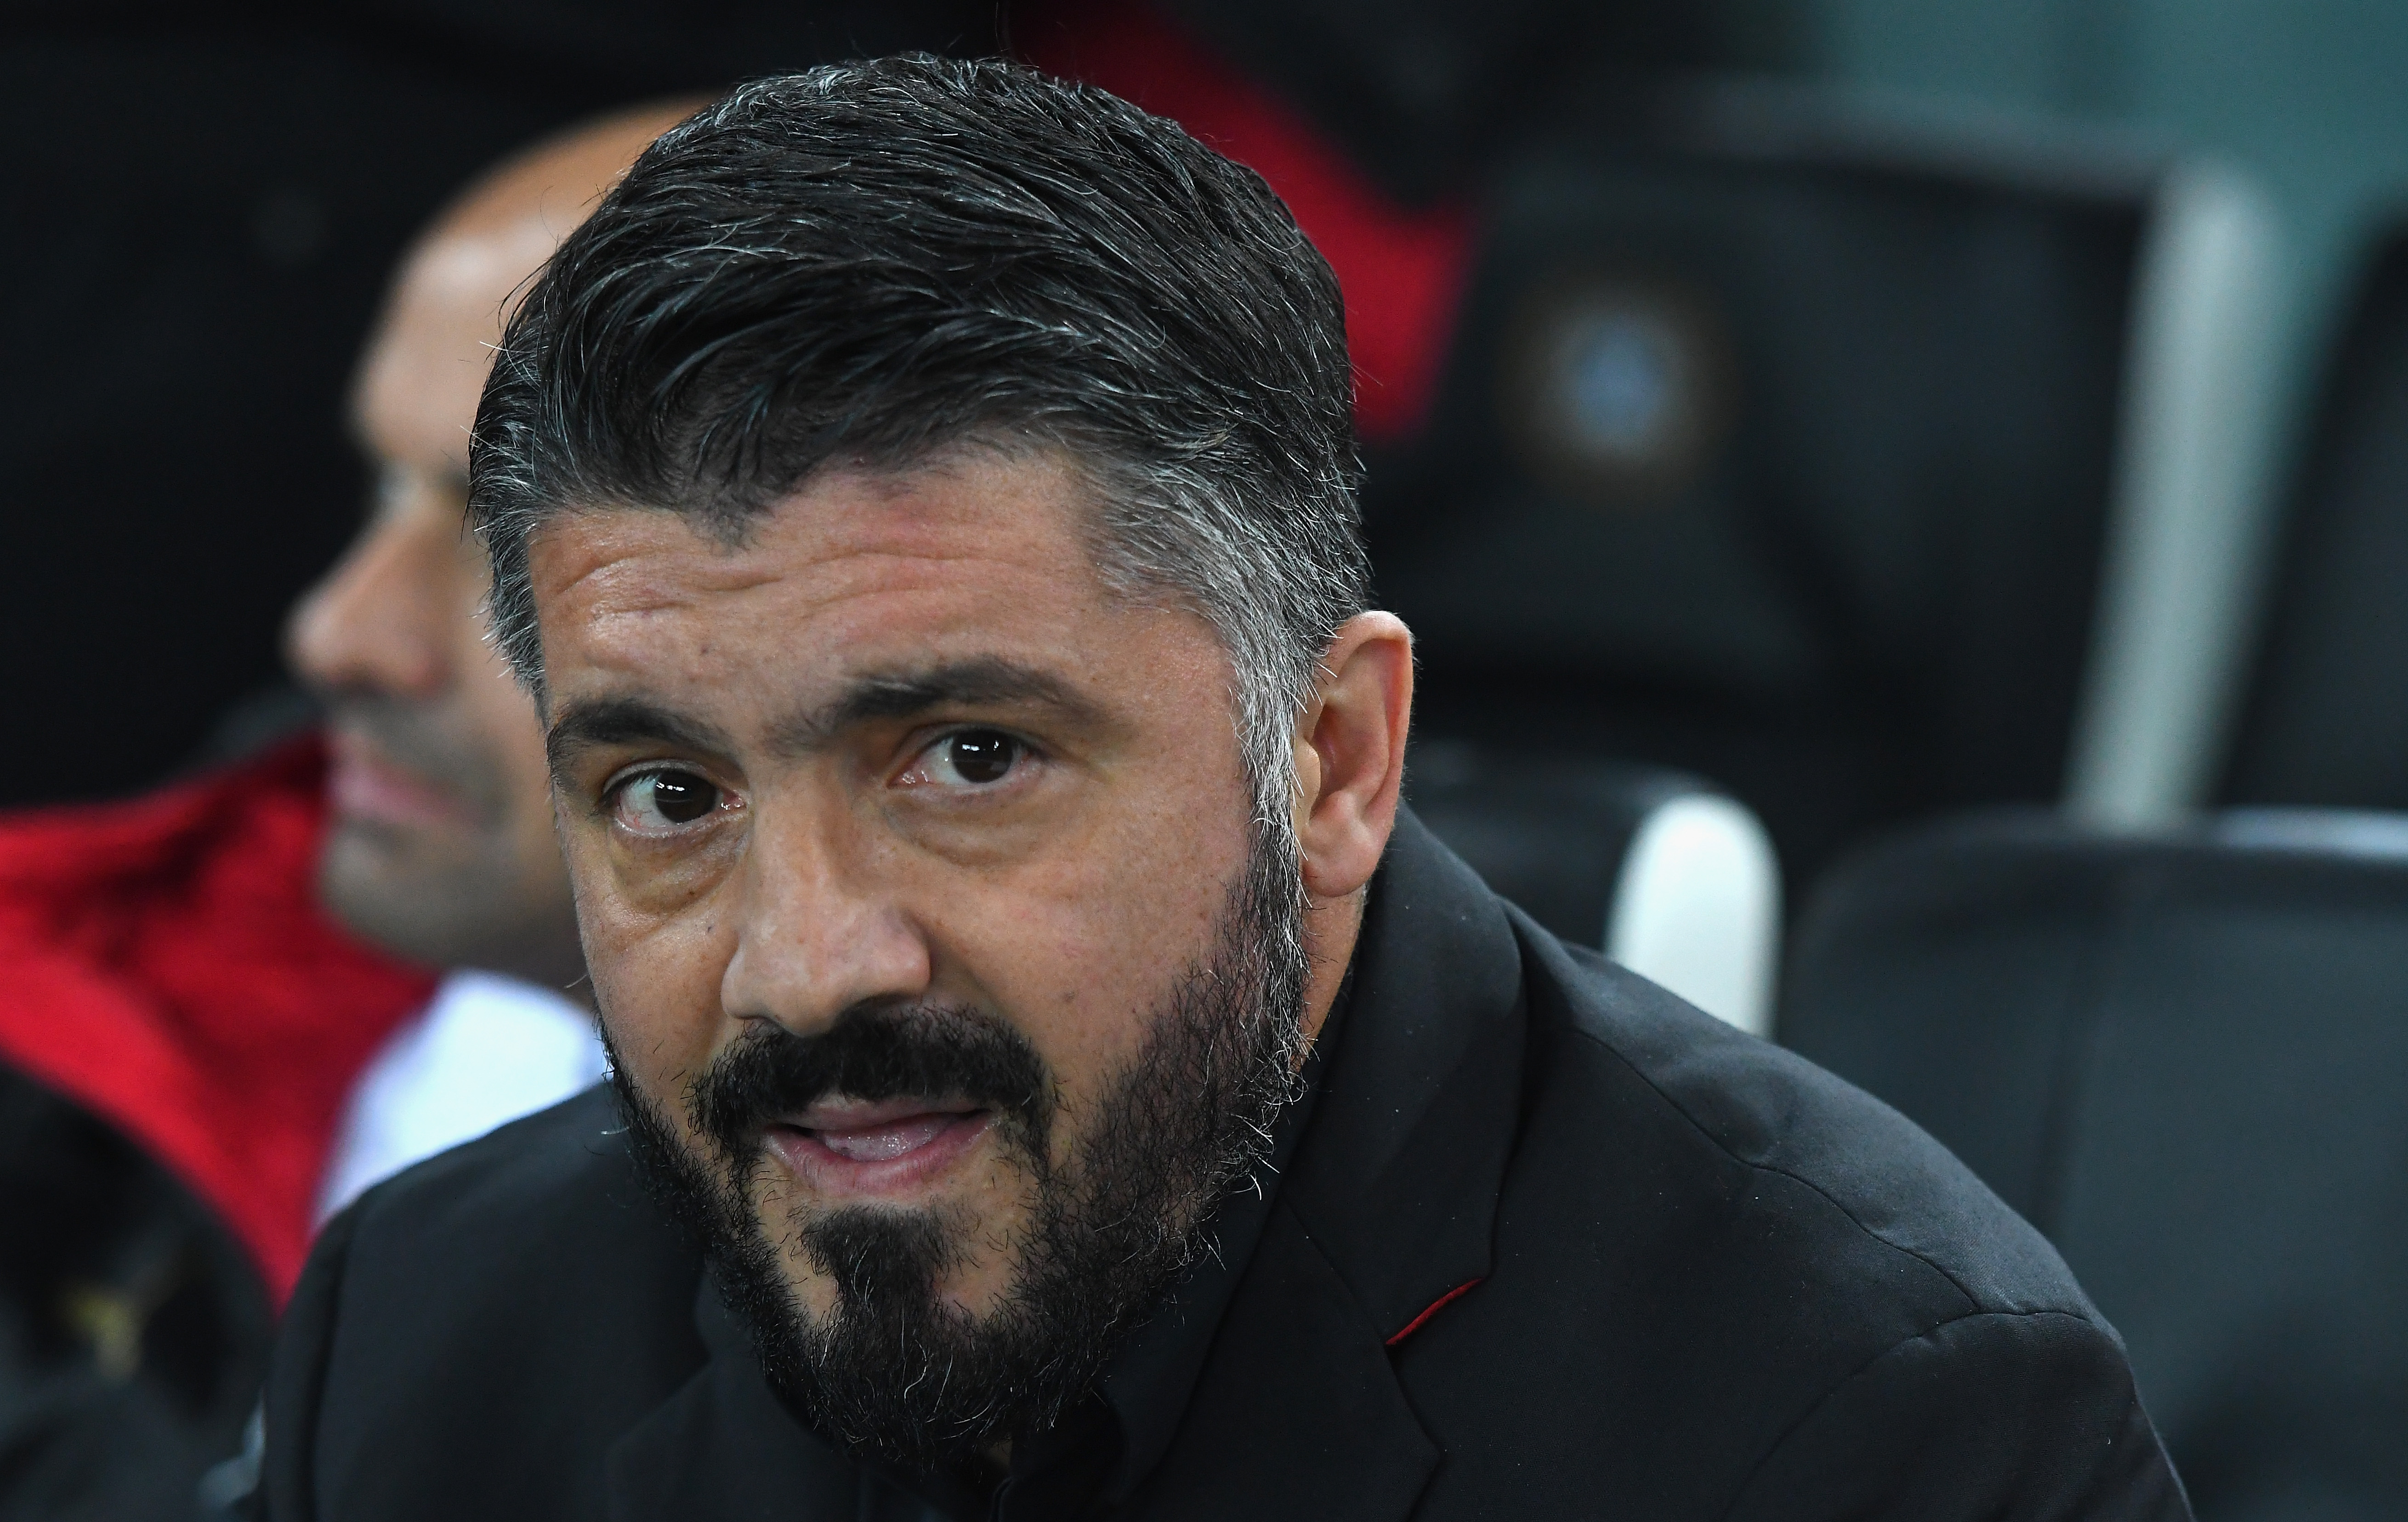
[754,1181,1024,1318]
[320,815,443,890]
[318,830,415,937]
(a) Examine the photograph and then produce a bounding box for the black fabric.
[1782,812,2408,1521]
[2222,228,2408,809]
[1369,93,2146,884]
[244,810,2186,1520]
[0,1066,272,1520]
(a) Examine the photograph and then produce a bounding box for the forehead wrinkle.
[551,523,1077,619]
[570,561,1093,699]
[533,444,1119,628]
[551,548,789,616]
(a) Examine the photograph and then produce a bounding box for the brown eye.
[617,769,721,829]
[939,730,1020,786]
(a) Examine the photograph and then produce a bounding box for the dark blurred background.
[7,0,2405,885]
[0,0,1750,806]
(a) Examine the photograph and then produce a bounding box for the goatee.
[611,829,1312,1471]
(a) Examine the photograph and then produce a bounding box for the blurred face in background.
[286,108,693,988]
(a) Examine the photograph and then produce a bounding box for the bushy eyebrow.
[765,657,1114,757]
[546,697,738,787]
[544,657,1116,786]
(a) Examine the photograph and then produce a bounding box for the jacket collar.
[604,808,1530,1521]
[1286,806,1527,1337]
[1118,808,1531,1520]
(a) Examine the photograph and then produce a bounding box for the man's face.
[286,225,580,985]
[534,450,1309,1463]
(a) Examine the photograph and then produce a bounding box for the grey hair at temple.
[464,55,1371,842]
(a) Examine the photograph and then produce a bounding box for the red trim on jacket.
[0,734,436,1301]
[1387,1278,1484,1347]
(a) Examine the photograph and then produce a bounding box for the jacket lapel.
[1128,810,1531,1520]
[1289,807,1528,1340]
[1122,1201,1441,1520]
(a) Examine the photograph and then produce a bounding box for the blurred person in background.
[0,102,693,1516]
[290,100,706,1217]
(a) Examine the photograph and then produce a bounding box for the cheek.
[569,839,741,1103]
[940,765,1257,1119]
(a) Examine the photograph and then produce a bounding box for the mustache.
[691,1001,1053,1164]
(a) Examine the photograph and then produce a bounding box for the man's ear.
[1291,611,1414,902]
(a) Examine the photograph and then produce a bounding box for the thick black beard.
[612,828,1311,1471]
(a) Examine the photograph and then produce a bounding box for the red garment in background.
[1024,4,1476,443]
[0,735,435,1301]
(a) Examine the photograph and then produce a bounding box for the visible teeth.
[817,1114,952,1162]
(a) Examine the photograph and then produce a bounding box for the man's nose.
[285,511,452,699]
[719,807,934,1039]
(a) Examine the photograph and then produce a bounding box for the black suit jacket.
[247,812,2189,1519]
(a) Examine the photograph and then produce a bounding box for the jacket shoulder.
[1394,918,2169,1519]
[1529,925,2086,1321]
[339,1083,644,1238]
[259,1087,706,1522]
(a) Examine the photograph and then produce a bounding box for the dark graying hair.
[467,55,1369,835]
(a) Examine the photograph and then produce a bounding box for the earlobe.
[1295,612,1414,901]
